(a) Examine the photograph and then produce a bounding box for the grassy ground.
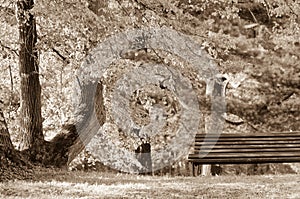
[0,170,299,199]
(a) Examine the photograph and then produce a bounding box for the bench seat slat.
[194,145,300,149]
[195,133,300,138]
[194,137,300,142]
[193,148,300,153]
[194,141,300,145]
[189,152,300,158]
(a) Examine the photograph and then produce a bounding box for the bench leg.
[191,163,200,177]
[192,163,199,177]
[192,163,195,176]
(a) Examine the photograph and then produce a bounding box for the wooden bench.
[188,133,300,176]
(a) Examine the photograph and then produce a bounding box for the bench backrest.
[188,133,300,164]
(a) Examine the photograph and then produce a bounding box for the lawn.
[0,170,299,198]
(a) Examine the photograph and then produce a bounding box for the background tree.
[0,101,14,160]
[0,101,31,182]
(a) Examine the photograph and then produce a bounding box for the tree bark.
[67,82,106,165]
[0,106,20,167]
[17,0,44,153]
[12,0,105,168]
[0,105,36,182]
[14,0,82,167]
[0,105,14,152]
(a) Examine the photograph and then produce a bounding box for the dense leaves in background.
[0,0,299,173]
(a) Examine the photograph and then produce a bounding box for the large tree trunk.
[14,0,80,167]
[17,0,44,154]
[13,0,104,168]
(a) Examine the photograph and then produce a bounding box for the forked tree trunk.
[12,0,106,168]
[14,0,82,167]
[17,0,44,152]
